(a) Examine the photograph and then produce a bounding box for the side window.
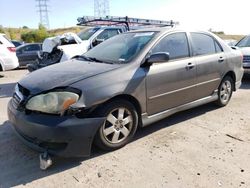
[30,44,40,51]
[191,33,217,56]
[152,32,189,60]
[23,44,40,51]
[97,29,119,40]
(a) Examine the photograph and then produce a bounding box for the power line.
[36,0,50,29]
[94,0,110,17]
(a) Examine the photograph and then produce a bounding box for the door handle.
[186,62,195,70]
[218,57,224,62]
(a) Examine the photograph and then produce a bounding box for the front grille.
[12,92,22,109]
[12,84,30,110]
[18,84,30,97]
[243,55,250,63]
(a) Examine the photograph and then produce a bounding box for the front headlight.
[26,92,79,114]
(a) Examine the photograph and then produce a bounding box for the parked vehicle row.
[8,28,243,160]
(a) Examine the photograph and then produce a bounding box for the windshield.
[236,35,250,47]
[78,28,100,40]
[83,32,156,64]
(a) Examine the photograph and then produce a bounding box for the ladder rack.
[77,16,178,30]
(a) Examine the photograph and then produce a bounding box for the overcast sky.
[0,0,249,35]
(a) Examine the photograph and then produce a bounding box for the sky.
[0,0,249,35]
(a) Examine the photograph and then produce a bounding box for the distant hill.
[0,26,245,43]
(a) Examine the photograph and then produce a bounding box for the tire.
[94,99,139,151]
[216,76,233,107]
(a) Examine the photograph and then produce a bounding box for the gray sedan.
[16,43,42,67]
[8,28,243,158]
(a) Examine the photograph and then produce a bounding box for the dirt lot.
[0,70,249,188]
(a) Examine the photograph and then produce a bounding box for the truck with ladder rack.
[28,16,178,72]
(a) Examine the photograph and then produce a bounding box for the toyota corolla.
[8,28,243,158]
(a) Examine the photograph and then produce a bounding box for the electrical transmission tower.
[36,0,50,29]
[94,0,110,17]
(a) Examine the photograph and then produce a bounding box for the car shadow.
[0,102,218,187]
[0,83,16,98]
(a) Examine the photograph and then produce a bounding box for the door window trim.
[189,32,224,57]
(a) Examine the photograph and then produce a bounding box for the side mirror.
[92,38,105,47]
[145,52,170,66]
[231,46,239,50]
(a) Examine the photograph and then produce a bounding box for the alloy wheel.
[220,80,232,104]
[102,107,133,144]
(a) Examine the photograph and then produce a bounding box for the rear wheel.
[216,76,233,107]
[94,100,138,151]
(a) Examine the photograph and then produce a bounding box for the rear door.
[146,32,197,115]
[189,32,224,99]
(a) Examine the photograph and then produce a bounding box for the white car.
[0,34,19,71]
[43,27,125,61]
[235,35,250,74]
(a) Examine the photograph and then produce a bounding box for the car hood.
[239,47,250,55]
[19,60,120,94]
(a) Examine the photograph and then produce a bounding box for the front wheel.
[216,76,233,107]
[94,100,138,151]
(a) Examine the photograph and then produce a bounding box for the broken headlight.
[26,92,79,114]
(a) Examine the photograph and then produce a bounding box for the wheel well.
[223,71,236,91]
[102,94,143,126]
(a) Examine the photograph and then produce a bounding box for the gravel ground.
[0,70,249,188]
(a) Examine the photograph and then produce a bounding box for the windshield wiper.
[87,57,114,64]
[73,55,94,62]
[73,55,114,64]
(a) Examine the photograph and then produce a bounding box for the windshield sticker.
[134,32,154,37]
[119,58,126,62]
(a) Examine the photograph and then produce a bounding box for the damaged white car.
[27,27,125,72]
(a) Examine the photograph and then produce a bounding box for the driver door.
[146,32,197,115]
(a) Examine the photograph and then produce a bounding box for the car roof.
[90,26,127,30]
[127,26,214,34]
[17,43,42,49]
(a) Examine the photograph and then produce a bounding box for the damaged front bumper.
[8,99,105,157]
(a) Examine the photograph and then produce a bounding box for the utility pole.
[94,0,110,17]
[36,0,50,29]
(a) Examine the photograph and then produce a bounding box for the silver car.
[236,35,250,74]
[8,28,243,157]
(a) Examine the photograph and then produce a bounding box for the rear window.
[23,44,41,51]
[0,35,13,46]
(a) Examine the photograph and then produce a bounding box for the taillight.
[7,47,16,52]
